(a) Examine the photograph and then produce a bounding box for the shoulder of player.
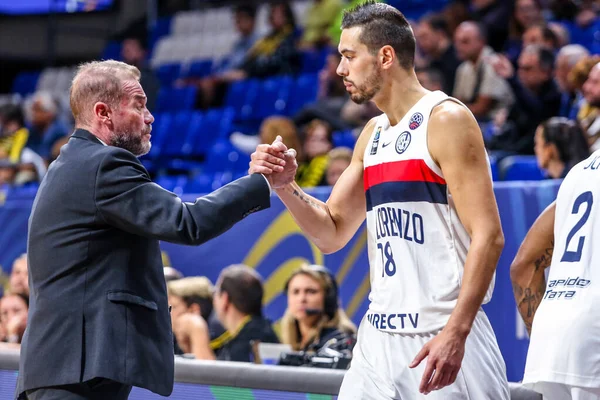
[428,100,483,162]
[429,100,474,130]
[353,116,379,161]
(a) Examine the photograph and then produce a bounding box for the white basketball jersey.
[523,150,600,389]
[363,90,494,334]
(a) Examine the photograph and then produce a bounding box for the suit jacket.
[16,129,270,397]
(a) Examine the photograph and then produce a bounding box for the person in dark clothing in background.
[488,45,562,156]
[212,265,279,362]
[415,13,461,95]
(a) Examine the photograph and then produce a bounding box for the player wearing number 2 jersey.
[511,150,600,400]
[249,2,509,398]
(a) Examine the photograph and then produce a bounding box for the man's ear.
[93,102,111,125]
[380,45,396,70]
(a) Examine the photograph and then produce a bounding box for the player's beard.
[350,63,382,105]
[111,125,152,157]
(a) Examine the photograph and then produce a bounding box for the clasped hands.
[249,136,298,189]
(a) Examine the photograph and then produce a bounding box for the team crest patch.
[396,131,411,154]
[370,126,382,155]
[409,112,423,130]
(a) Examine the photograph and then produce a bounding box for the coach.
[16,60,294,400]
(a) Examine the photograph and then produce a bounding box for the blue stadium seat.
[501,155,546,181]
[224,79,260,120]
[288,74,319,116]
[181,60,213,79]
[186,107,235,158]
[101,40,122,61]
[146,112,173,159]
[488,154,500,181]
[149,16,173,56]
[11,71,40,96]
[156,63,182,87]
[299,49,329,74]
[184,171,234,193]
[204,139,250,173]
[155,175,188,195]
[256,76,293,118]
[155,86,197,112]
[161,111,193,157]
[333,130,356,149]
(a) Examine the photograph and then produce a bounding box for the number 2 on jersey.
[561,191,593,262]
[377,241,397,276]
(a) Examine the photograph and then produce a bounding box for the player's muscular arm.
[510,202,555,335]
[274,118,376,254]
[429,101,504,336]
[410,102,504,394]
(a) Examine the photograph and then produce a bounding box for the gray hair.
[557,44,590,68]
[70,60,141,125]
[32,91,59,115]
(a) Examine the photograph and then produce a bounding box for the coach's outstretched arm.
[250,119,376,254]
[409,101,505,394]
[510,202,555,335]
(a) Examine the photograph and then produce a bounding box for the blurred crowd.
[2,0,600,365]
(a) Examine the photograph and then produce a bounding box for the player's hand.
[249,136,298,189]
[409,327,466,394]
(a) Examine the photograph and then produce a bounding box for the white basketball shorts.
[338,309,509,400]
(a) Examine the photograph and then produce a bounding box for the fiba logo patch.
[370,126,382,155]
[409,112,423,130]
[396,131,411,154]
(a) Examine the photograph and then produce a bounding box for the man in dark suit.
[16,60,297,400]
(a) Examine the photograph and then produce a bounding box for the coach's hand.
[249,136,298,189]
[409,327,466,394]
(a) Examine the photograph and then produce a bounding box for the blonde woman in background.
[281,264,356,353]
[167,277,223,360]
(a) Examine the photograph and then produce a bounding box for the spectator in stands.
[0,160,17,186]
[212,264,279,362]
[416,67,445,92]
[488,45,561,156]
[469,0,511,52]
[280,264,356,353]
[121,36,160,112]
[26,92,69,162]
[548,22,570,48]
[510,0,544,39]
[293,51,349,131]
[581,62,600,151]
[0,104,29,164]
[221,2,299,81]
[297,119,333,187]
[230,116,302,159]
[453,21,514,121]
[522,23,560,51]
[300,0,343,49]
[168,277,225,360]
[9,254,28,296]
[0,292,28,346]
[415,13,460,94]
[571,56,600,133]
[555,45,590,119]
[534,117,590,179]
[325,147,352,186]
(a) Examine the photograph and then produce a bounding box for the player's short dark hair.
[218,264,264,317]
[235,4,257,19]
[341,0,415,70]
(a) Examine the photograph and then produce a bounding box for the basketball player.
[511,150,600,400]
[249,2,509,398]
